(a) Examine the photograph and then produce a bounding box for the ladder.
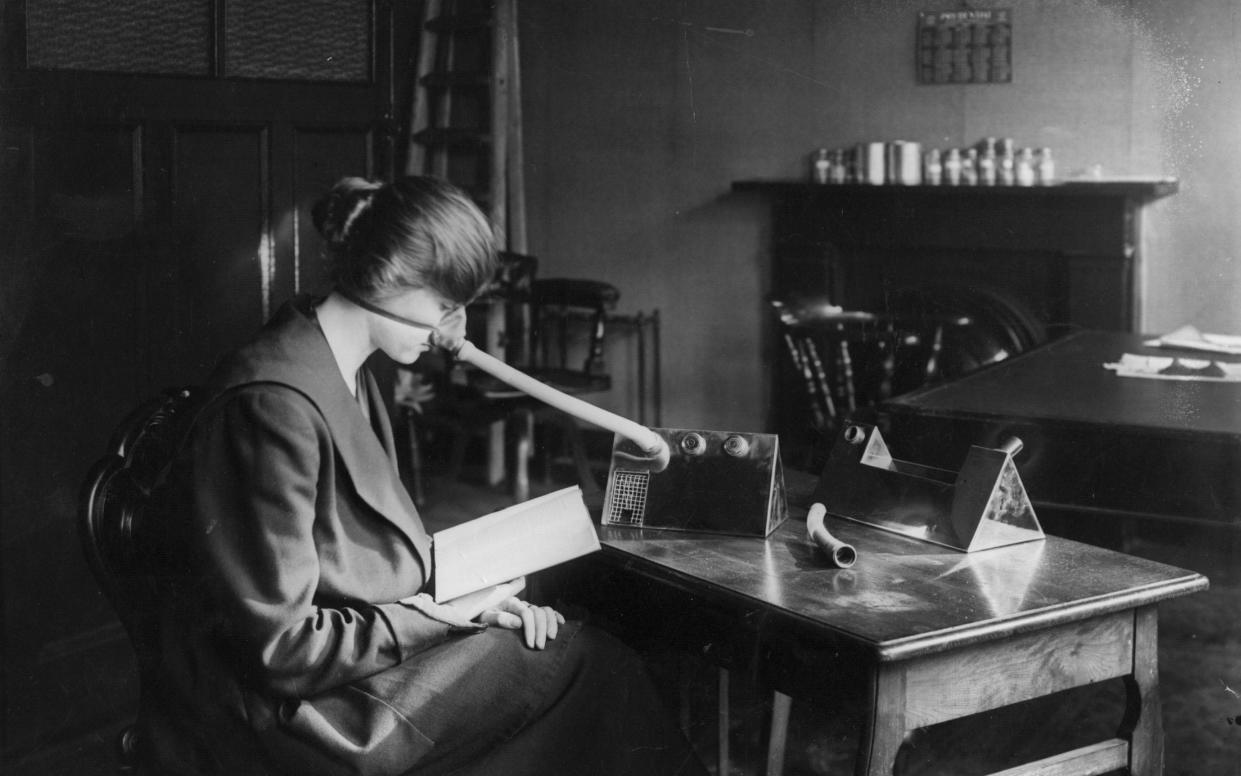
[405,0,528,490]
[406,0,526,254]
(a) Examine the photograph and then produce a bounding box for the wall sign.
[917,8,1012,85]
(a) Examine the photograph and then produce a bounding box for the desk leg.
[718,668,731,776]
[856,664,909,776]
[1120,605,1163,775]
[765,690,792,776]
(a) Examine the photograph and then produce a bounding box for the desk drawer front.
[902,610,1135,728]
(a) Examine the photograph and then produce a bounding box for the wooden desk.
[882,330,1241,527]
[570,504,1206,775]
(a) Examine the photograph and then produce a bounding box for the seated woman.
[146,175,706,776]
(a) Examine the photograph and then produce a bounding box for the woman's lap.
[354,620,704,776]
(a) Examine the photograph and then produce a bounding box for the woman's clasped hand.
[477,597,566,650]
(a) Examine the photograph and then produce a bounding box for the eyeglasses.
[339,289,448,332]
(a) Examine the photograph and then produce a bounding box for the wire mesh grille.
[604,470,649,527]
[26,0,210,76]
[225,0,370,82]
[24,0,370,82]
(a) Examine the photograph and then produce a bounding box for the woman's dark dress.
[144,296,704,776]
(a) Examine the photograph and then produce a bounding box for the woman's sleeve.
[187,386,480,698]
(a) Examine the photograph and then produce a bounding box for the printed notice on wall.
[917,9,1012,85]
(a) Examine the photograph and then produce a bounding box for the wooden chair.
[400,251,542,501]
[524,275,621,500]
[79,386,205,773]
[771,289,1028,469]
[405,254,622,504]
[528,278,619,394]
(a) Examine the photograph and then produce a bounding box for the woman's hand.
[478,598,566,650]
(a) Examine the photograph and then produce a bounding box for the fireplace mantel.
[733,178,1177,200]
[734,177,1178,332]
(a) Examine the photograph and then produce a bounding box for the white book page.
[433,486,601,602]
[442,577,527,621]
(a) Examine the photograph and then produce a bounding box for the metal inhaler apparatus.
[600,428,787,537]
[433,333,787,538]
[813,423,1044,552]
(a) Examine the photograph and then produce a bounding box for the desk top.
[597,509,1206,663]
[885,330,1241,439]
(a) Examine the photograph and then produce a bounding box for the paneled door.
[0,0,412,759]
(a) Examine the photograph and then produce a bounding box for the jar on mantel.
[976,137,998,185]
[812,148,831,184]
[942,148,963,185]
[1015,147,1037,186]
[1037,148,1056,184]
[997,138,1016,185]
[977,145,997,186]
[923,148,943,185]
[827,150,845,183]
[961,147,978,185]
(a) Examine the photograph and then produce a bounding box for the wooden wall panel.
[161,126,269,385]
[0,2,398,761]
[1,122,146,754]
[2,118,387,758]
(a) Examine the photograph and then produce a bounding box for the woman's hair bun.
[312,176,385,247]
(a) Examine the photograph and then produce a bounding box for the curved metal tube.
[436,336,671,472]
[806,502,857,568]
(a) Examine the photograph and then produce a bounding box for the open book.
[432,485,601,604]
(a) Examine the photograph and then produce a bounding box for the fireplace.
[733,178,1178,453]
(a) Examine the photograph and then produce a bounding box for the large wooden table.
[882,329,1241,529]
[568,487,1207,776]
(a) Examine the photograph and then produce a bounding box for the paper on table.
[432,485,600,602]
[1144,324,1241,356]
[1103,353,1241,382]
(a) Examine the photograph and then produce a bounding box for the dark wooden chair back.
[79,386,204,771]
[80,387,201,635]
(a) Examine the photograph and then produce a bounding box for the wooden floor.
[9,472,1240,776]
